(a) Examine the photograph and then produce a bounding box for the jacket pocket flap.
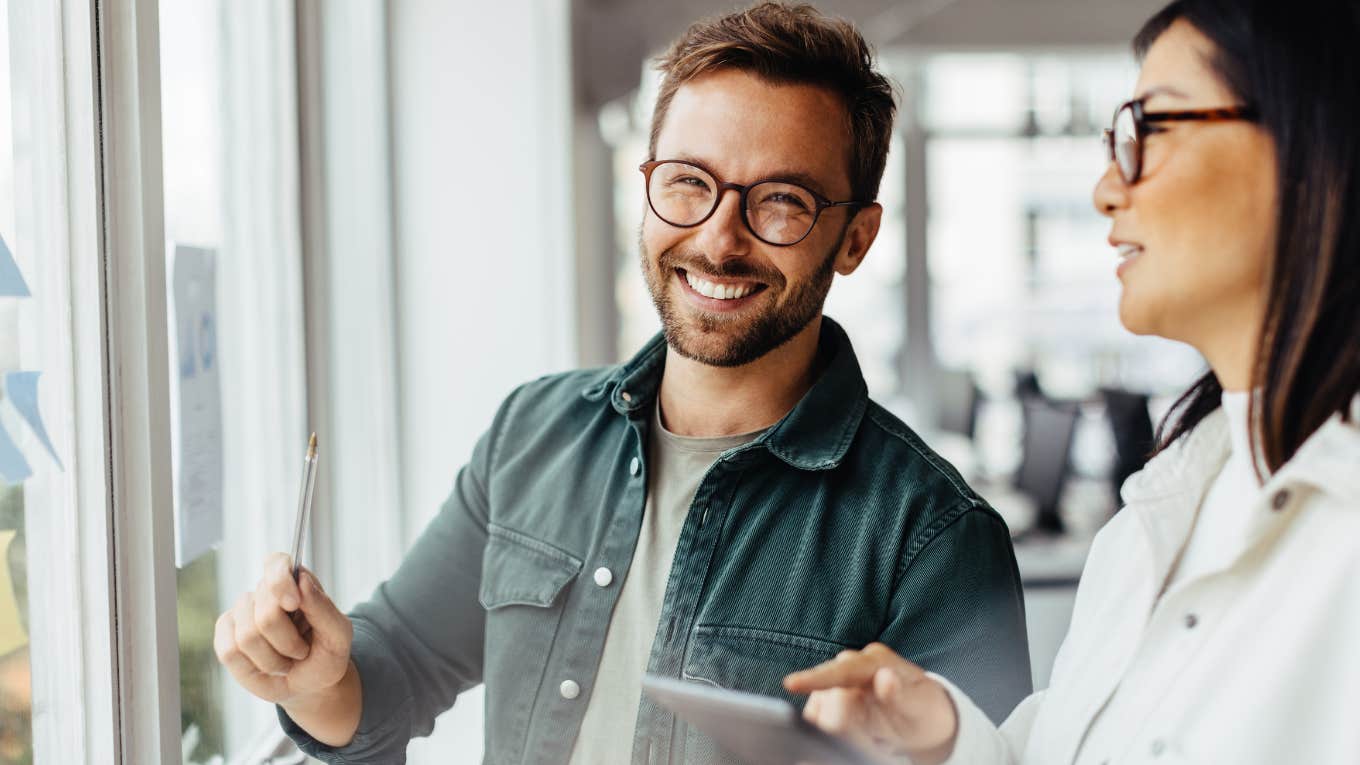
[478,524,583,610]
[683,625,849,703]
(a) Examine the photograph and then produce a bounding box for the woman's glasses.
[640,159,868,247]
[1103,97,1258,184]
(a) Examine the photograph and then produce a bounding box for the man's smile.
[674,267,769,311]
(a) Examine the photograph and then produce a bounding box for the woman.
[784,0,1360,762]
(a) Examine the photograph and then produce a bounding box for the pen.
[290,432,319,582]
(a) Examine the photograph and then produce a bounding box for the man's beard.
[639,230,843,368]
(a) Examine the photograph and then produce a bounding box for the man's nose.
[692,187,752,264]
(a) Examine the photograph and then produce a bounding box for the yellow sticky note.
[0,529,27,656]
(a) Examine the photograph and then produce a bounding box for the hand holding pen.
[213,433,360,746]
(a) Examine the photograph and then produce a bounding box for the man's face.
[641,69,878,367]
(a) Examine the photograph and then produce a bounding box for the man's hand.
[784,643,958,765]
[213,553,353,706]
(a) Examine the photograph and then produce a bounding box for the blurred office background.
[0,0,1198,763]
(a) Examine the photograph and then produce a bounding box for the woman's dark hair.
[1136,0,1360,471]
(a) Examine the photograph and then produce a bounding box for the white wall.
[386,2,576,761]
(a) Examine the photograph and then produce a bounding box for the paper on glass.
[170,244,224,568]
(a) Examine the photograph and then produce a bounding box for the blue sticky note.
[0,234,31,298]
[4,371,62,470]
[0,421,32,484]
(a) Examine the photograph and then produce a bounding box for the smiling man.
[216,4,1031,764]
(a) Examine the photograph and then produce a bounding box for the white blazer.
[940,399,1360,764]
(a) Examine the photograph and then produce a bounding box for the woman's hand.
[784,643,959,765]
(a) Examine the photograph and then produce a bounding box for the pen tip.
[308,432,317,457]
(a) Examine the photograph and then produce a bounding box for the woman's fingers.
[784,642,922,694]
[789,643,959,762]
[802,687,887,754]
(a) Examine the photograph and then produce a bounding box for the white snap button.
[594,567,613,587]
[630,457,641,476]
[560,680,580,699]
[621,391,632,403]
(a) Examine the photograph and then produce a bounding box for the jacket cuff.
[277,620,414,764]
[927,672,1009,765]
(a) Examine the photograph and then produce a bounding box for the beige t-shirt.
[568,403,764,764]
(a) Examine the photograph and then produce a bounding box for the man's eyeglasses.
[639,159,869,247]
[1102,97,1258,184]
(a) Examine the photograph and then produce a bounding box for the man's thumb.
[297,570,350,647]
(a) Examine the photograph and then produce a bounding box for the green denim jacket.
[282,318,1031,764]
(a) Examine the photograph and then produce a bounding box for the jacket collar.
[1124,395,1360,506]
[1270,396,1360,504]
[580,317,868,471]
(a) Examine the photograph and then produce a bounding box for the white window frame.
[96,0,182,761]
[8,0,119,761]
[12,0,315,761]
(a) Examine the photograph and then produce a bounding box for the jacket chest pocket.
[678,625,848,764]
[478,523,582,762]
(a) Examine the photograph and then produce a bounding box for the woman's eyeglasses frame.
[1103,97,1259,184]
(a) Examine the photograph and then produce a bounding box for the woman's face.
[1094,20,1277,353]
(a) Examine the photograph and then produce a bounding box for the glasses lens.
[747,181,818,245]
[1113,105,1140,181]
[647,162,717,226]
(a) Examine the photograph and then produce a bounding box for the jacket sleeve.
[279,392,517,764]
[878,502,1033,725]
[932,673,1043,765]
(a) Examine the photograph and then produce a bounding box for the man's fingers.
[232,593,294,675]
[254,587,310,661]
[264,553,303,612]
[214,610,288,701]
[296,570,352,657]
[214,610,253,678]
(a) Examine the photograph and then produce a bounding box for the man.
[213,4,1031,763]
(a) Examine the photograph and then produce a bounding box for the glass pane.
[160,2,226,762]
[922,52,1204,492]
[824,133,906,398]
[922,54,1029,133]
[160,1,308,760]
[0,2,33,761]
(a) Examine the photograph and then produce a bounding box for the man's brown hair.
[649,2,898,203]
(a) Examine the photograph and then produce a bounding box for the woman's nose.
[1093,162,1130,218]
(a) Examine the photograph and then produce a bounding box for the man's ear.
[834,202,882,276]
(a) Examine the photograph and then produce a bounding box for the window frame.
[7,0,122,761]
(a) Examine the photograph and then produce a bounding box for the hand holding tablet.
[784,643,958,765]
[642,674,881,765]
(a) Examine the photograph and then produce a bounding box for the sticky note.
[4,372,62,470]
[0,423,32,485]
[0,234,30,298]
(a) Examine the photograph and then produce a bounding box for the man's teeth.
[1117,243,1144,261]
[685,271,757,300]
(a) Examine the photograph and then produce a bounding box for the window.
[157,1,309,761]
[2,4,41,761]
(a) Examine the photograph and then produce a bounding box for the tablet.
[641,674,880,765]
